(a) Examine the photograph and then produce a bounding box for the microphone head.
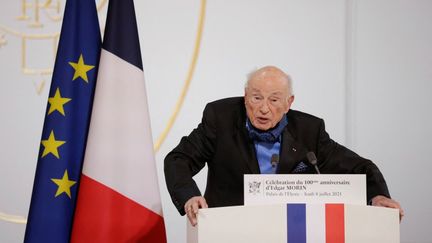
[270,154,279,167]
[306,151,317,166]
[271,154,279,163]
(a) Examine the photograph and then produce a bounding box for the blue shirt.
[245,116,288,174]
[254,138,281,174]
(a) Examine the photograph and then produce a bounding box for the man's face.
[245,73,294,131]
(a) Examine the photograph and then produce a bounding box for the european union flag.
[24,0,101,242]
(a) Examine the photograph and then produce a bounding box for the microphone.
[270,154,279,168]
[306,151,321,174]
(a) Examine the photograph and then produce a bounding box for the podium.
[187,203,399,243]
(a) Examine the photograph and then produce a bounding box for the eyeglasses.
[247,95,287,108]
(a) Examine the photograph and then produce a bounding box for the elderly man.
[164,66,403,226]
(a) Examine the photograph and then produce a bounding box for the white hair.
[244,66,294,96]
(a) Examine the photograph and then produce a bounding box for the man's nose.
[259,102,270,113]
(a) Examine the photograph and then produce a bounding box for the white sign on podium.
[244,174,366,205]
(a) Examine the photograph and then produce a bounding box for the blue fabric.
[103,0,143,69]
[246,115,288,173]
[246,115,288,143]
[254,140,280,174]
[24,0,101,242]
[292,161,309,173]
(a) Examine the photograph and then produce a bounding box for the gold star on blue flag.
[24,0,101,242]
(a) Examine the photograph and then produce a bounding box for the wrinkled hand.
[371,195,404,221]
[184,196,208,226]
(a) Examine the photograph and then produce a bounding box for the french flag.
[70,0,167,242]
[287,204,399,243]
[287,204,344,243]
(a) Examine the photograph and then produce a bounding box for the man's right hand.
[184,196,208,226]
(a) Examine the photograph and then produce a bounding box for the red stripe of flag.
[71,175,166,243]
[325,204,345,243]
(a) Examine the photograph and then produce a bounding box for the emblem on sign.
[248,181,262,195]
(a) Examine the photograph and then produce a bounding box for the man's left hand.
[371,195,404,221]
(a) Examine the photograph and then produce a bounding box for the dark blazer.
[164,97,390,215]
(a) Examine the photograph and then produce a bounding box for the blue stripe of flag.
[287,204,306,243]
[103,0,143,70]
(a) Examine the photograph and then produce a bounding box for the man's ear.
[288,95,295,104]
[286,95,295,112]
